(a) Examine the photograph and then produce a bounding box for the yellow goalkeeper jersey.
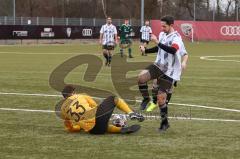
[61,94,98,132]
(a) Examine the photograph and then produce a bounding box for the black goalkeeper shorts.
[89,96,116,134]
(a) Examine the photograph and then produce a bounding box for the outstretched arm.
[99,33,103,44]
[84,95,98,108]
[181,54,188,71]
[157,43,178,55]
[64,120,81,132]
[139,45,158,54]
[151,34,178,55]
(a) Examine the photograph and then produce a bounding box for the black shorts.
[140,39,149,44]
[146,64,174,93]
[89,96,116,134]
[120,39,132,44]
[102,45,115,51]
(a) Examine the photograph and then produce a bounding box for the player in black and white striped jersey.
[99,17,118,66]
[138,16,188,132]
[140,20,152,56]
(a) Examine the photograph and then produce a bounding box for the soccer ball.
[112,114,127,127]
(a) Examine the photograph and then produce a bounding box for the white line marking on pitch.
[0,107,239,123]
[200,55,240,63]
[0,107,54,113]
[0,92,240,113]
[0,51,100,55]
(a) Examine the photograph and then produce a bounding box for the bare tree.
[0,0,12,16]
[234,0,239,20]
[206,0,210,10]
[0,0,237,21]
[225,0,234,17]
[101,0,107,18]
[216,0,222,18]
[118,0,132,18]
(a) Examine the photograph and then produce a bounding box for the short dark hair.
[62,85,75,98]
[161,15,174,25]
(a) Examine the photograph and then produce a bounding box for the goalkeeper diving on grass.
[57,85,144,134]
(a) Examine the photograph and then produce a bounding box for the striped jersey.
[100,24,117,45]
[140,25,152,41]
[154,31,188,81]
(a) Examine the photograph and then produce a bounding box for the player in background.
[138,16,188,131]
[119,19,134,58]
[59,85,144,134]
[99,17,118,66]
[140,20,152,56]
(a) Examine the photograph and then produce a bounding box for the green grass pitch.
[0,41,240,159]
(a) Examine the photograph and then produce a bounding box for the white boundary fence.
[0,16,141,26]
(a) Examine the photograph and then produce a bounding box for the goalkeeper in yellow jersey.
[58,85,144,134]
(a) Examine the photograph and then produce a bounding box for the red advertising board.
[151,20,240,41]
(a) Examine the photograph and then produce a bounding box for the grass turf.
[0,41,240,159]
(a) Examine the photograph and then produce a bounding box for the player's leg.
[140,42,145,56]
[128,47,133,58]
[146,79,158,112]
[144,41,149,52]
[147,79,174,112]
[89,96,118,134]
[107,50,112,66]
[141,41,148,56]
[89,96,143,135]
[102,46,109,66]
[107,124,141,134]
[138,69,151,110]
[164,82,176,107]
[138,64,164,110]
[107,124,121,133]
[165,81,177,106]
[159,82,175,114]
[156,76,174,132]
[140,39,145,56]
[120,39,124,57]
[120,48,124,57]
[114,97,144,121]
[128,39,133,58]
[157,91,169,131]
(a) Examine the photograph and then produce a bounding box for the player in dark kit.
[119,19,134,58]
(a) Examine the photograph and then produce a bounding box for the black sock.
[160,105,168,123]
[128,48,132,56]
[108,55,112,64]
[166,93,172,105]
[120,49,123,54]
[138,83,149,99]
[103,54,109,63]
[152,87,158,104]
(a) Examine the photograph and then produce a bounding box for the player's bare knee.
[103,50,107,54]
[152,84,158,95]
[152,81,158,90]
[138,75,144,84]
[138,70,149,84]
[157,93,167,106]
